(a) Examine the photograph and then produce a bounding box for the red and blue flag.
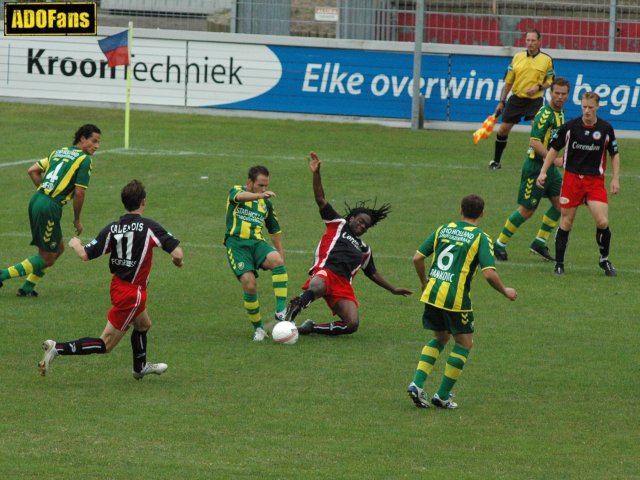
[98,30,129,68]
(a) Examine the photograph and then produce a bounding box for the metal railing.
[32,0,640,52]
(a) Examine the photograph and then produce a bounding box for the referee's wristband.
[498,100,505,104]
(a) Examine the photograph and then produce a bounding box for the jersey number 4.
[42,161,65,191]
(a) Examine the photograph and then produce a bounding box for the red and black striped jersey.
[84,213,180,287]
[308,203,376,283]
[549,117,619,176]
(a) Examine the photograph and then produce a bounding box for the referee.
[490,29,555,170]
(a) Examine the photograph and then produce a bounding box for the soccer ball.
[272,321,298,345]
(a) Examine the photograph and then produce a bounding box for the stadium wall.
[1,26,639,130]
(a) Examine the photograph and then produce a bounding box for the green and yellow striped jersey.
[528,104,564,162]
[37,146,92,205]
[224,185,281,242]
[417,221,495,312]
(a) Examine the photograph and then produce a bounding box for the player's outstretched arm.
[170,246,184,267]
[68,237,89,261]
[482,268,517,301]
[309,151,327,209]
[235,190,275,202]
[368,271,412,296]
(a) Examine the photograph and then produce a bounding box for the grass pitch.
[0,102,639,479]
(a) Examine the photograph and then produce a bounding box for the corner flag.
[98,24,134,149]
[98,30,129,68]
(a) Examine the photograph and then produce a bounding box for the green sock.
[271,265,288,313]
[20,267,48,293]
[412,339,444,388]
[243,292,262,329]
[532,206,560,247]
[497,210,526,248]
[436,344,470,400]
[1,255,46,281]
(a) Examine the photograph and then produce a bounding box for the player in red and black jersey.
[38,180,184,378]
[537,91,621,276]
[285,152,412,336]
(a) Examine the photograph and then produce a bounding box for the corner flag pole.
[124,21,133,149]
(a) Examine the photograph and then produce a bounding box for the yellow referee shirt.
[505,51,554,99]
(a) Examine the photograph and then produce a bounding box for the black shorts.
[502,96,543,124]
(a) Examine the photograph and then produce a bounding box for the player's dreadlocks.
[344,200,391,228]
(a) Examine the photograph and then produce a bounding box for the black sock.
[312,321,357,336]
[299,289,315,308]
[596,227,611,259]
[131,330,148,372]
[555,228,570,264]
[494,134,508,163]
[56,337,106,355]
[288,290,316,322]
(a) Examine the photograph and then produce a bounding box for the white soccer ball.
[272,321,298,345]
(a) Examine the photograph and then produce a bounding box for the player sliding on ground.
[285,151,412,336]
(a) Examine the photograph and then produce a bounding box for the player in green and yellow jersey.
[494,78,570,262]
[0,124,101,296]
[407,194,517,409]
[225,165,288,341]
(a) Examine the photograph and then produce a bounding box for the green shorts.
[517,159,562,209]
[225,236,276,279]
[29,192,63,252]
[422,303,475,335]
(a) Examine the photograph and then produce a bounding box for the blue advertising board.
[212,45,640,130]
[2,30,637,130]
[212,46,449,119]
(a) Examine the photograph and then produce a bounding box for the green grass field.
[1,102,639,479]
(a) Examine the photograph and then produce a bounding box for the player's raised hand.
[309,151,321,173]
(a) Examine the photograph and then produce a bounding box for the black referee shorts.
[502,96,543,124]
